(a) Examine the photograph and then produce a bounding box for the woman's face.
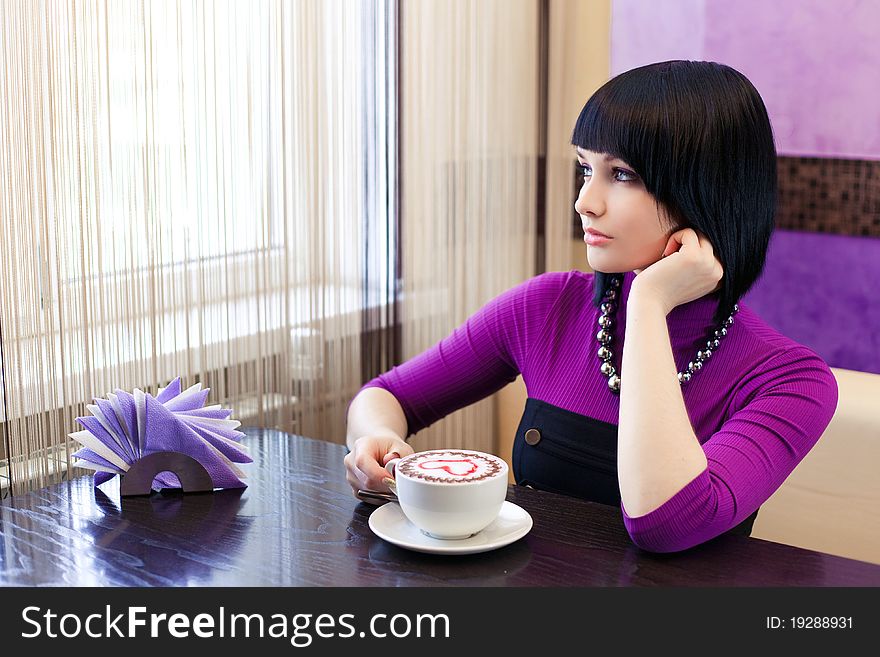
[574,148,677,274]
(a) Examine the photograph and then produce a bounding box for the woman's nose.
[574,179,605,217]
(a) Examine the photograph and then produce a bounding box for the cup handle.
[383,456,400,494]
[384,457,400,477]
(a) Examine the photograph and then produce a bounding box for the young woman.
[343,60,838,553]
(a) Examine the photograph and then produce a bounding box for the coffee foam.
[397,450,504,483]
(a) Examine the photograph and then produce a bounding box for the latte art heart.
[397,450,504,483]
[418,458,478,477]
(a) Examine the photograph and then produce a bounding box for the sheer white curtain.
[399,0,543,455]
[0,0,569,494]
[0,0,395,494]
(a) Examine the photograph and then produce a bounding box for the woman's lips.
[584,230,612,246]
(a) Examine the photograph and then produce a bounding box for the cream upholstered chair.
[750,368,880,565]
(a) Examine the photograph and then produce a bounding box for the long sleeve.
[360,272,570,437]
[621,346,839,552]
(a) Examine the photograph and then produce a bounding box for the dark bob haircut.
[571,60,777,327]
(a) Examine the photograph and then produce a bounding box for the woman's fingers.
[345,438,409,495]
[382,450,401,465]
[354,450,393,490]
[661,236,680,258]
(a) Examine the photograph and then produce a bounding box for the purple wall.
[609,0,880,373]
[611,0,880,160]
[741,230,880,374]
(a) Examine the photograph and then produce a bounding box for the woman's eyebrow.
[575,149,617,163]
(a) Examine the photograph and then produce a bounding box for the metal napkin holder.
[119,451,214,497]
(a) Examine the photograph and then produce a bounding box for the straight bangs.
[570,70,678,212]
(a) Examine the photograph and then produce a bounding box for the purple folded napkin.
[70,377,252,491]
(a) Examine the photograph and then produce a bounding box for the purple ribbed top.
[361,270,838,552]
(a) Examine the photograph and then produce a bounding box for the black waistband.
[512,398,759,537]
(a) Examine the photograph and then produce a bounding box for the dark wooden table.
[1,428,878,586]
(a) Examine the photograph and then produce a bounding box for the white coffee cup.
[386,448,508,540]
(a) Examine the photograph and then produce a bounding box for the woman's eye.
[579,163,637,183]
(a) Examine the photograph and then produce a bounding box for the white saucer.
[368,500,532,555]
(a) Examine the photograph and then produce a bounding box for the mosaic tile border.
[572,156,880,238]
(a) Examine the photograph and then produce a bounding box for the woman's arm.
[353,272,570,437]
[346,387,408,451]
[617,228,837,550]
[616,290,709,518]
[612,228,840,552]
[344,387,412,498]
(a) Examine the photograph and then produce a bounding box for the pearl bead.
[597,346,612,360]
[600,361,616,377]
[601,302,616,314]
[678,371,692,383]
[598,315,613,328]
[596,329,612,345]
[608,374,621,392]
[604,289,617,301]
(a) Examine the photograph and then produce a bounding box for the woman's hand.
[631,228,723,314]
[344,435,414,504]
